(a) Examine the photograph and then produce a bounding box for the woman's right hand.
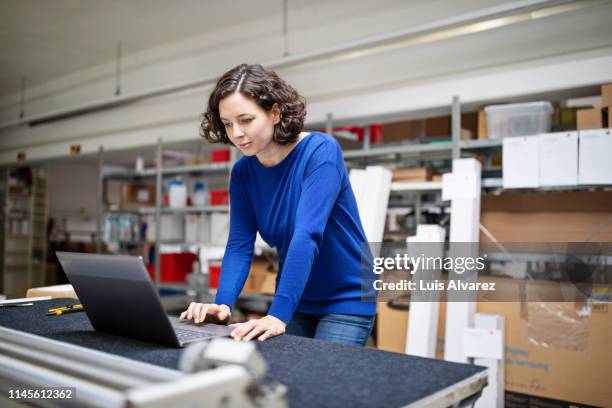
[179,303,231,325]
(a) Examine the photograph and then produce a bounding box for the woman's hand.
[229,315,286,341]
[179,303,231,325]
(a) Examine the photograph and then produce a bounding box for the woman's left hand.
[229,315,286,341]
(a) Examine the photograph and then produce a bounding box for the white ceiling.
[0,0,285,95]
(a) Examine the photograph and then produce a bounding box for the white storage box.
[503,135,540,188]
[539,131,578,186]
[210,213,230,245]
[485,101,553,139]
[145,214,184,242]
[578,129,612,185]
[184,214,200,243]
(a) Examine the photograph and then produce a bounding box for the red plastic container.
[369,124,383,144]
[210,190,229,205]
[209,263,222,289]
[146,252,196,283]
[211,149,231,162]
[331,125,382,144]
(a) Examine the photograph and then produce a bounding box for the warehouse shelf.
[102,169,156,180]
[163,162,232,176]
[97,139,239,295]
[390,181,443,192]
[1,168,48,298]
[484,251,612,266]
[161,205,229,214]
[102,161,232,180]
[460,139,502,149]
[343,136,504,163]
[343,142,451,159]
[104,205,230,215]
[481,178,612,192]
[481,178,504,188]
[104,207,156,215]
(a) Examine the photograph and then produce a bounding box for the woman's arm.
[267,161,342,322]
[214,168,258,309]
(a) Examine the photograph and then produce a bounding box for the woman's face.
[219,92,280,156]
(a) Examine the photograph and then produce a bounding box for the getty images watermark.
[360,242,612,303]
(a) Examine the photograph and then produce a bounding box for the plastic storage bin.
[209,263,222,289]
[210,190,229,205]
[192,181,208,206]
[485,101,553,139]
[146,253,196,283]
[211,149,231,162]
[168,178,187,208]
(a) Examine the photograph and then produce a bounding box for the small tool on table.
[46,304,84,316]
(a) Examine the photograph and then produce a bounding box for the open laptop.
[56,251,232,347]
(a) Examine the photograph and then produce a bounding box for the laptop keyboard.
[174,327,216,341]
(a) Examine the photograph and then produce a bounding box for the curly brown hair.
[200,64,306,146]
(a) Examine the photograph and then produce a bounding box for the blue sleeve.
[268,160,343,323]
[214,166,257,308]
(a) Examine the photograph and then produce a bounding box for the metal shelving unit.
[1,168,48,298]
[104,205,230,215]
[336,95,611,248]
[339,95,610,194]
[96,138,237,290]
[391,181,443,192]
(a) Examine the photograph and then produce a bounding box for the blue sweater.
[215,132,376,323]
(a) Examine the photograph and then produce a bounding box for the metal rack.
[95,138,237,290]
[338,96,499,163]
[93,95,610,288]
[1,168,48,298]
[336,96,611,188]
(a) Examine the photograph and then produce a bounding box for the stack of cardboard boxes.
[242,257,277,295]
[119,182,156,209]
[377,292,611,407]
[377,190,612,406]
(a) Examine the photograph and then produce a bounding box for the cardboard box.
[481,190,612,213]
[381,113,478,143]
[260,272,277,295]
[377,281,612,407]
[242,258,277,294]
[382,120,425,142]
[538,132,578,186]
[242,258,267,294]
[478,108,488,140]
[502,136,540,189]
[26,284,78,300]
[578,129,612,185]
[602,83,612,107]
[391,167,433,182]
[480,191,612,242]
[576,108,603,130]
[480,300,611,407]
[120,182,155,209]
[460,128,473,140]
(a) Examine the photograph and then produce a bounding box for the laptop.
[56,251,233,347]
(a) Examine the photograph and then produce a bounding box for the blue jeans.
[285,312,374,347]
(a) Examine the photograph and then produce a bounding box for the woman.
[179,64,375,346]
